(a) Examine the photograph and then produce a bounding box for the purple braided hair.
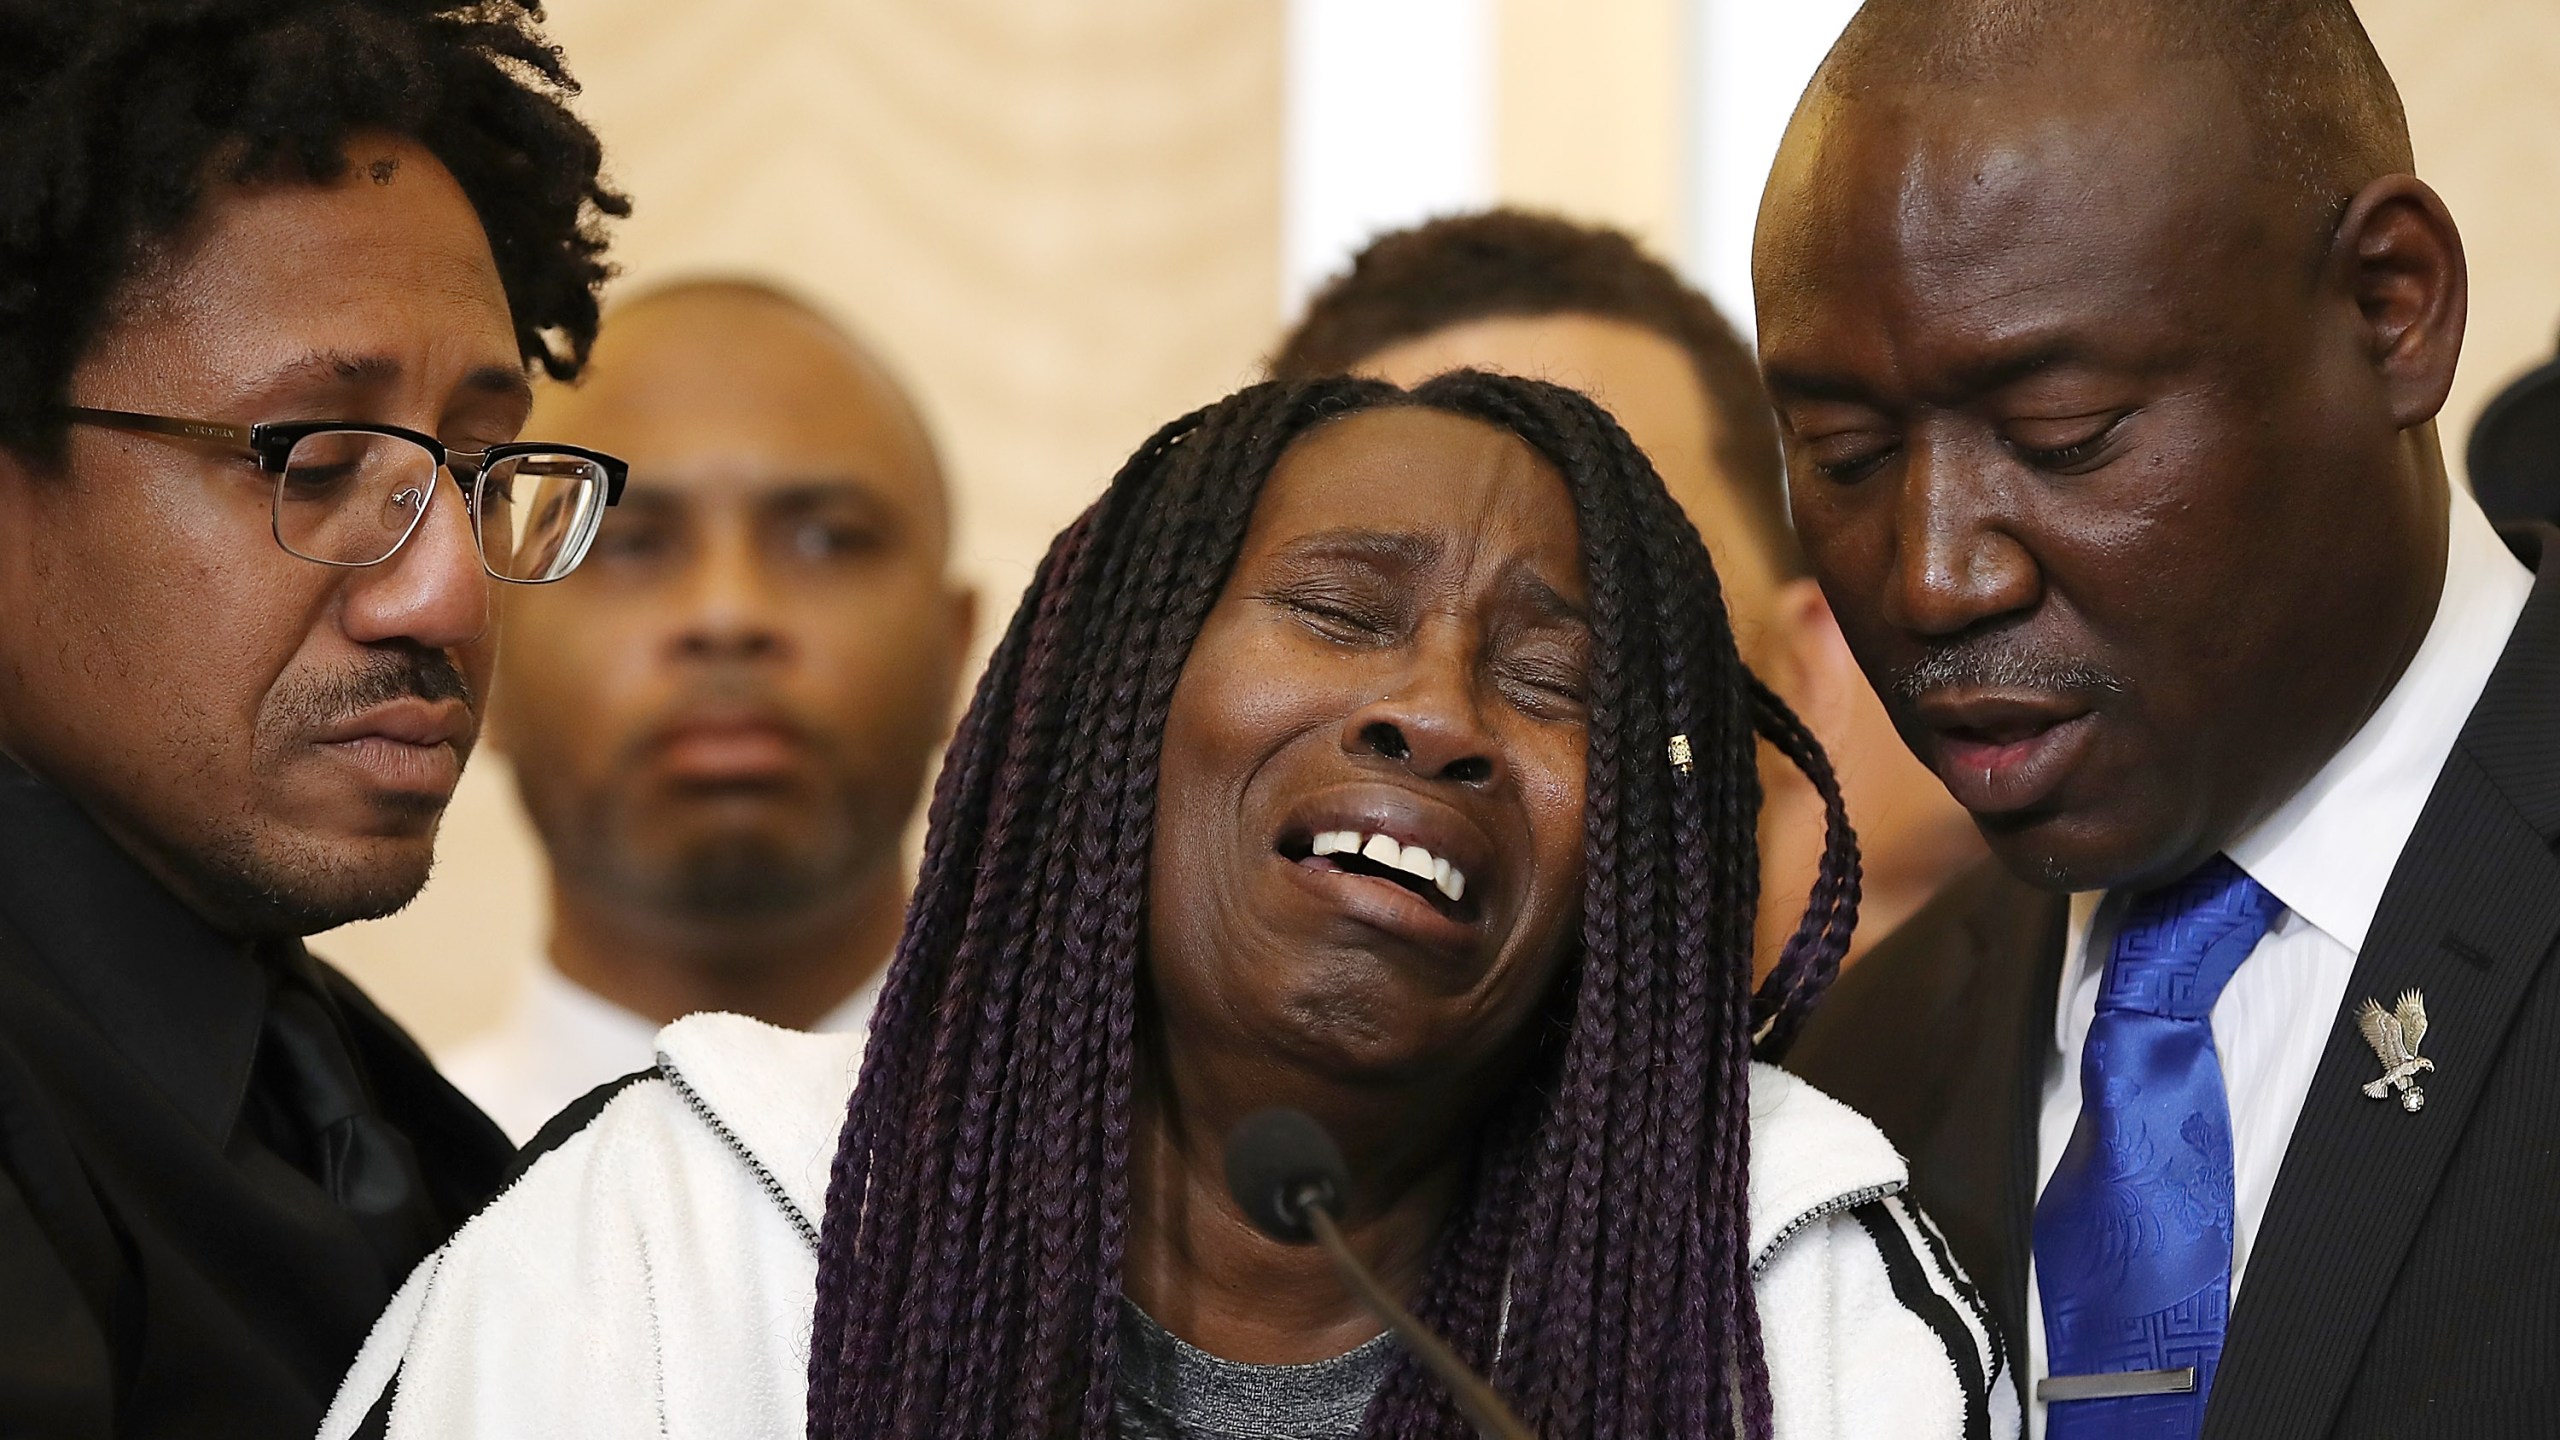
[806,371,1861,1439]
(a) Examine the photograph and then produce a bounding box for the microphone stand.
[1298,1193,1535,1440]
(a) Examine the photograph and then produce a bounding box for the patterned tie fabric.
[252,962,443,1274]
[2035,856,2284,1439]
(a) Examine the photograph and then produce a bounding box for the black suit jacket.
[0,759,514,1438]
[1790,525,2560,1439]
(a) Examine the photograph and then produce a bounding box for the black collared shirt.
[0,759,512,1437]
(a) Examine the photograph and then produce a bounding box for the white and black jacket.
[322,1013,2017,1440]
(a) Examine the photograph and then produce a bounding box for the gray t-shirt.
[1114,1303,1396,1439]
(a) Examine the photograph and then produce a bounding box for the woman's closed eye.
[1263,581,1404,643]
[1492,637,1591,719]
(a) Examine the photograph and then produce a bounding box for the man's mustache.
[276,648,475,729]
[1888,640,2127,703]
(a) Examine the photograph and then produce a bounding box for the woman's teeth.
[1309,829,1467,903]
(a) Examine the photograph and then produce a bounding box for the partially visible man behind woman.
[326,372,2011,1439]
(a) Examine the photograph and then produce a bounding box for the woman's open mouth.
[1278,827,1477,923]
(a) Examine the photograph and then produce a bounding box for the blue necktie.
[2035,856,2284,1439]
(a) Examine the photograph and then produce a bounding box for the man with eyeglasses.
[0,3,624,1434]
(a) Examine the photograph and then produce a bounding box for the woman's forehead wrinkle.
[1266,527,1440,574]
[1497,560,1590,629]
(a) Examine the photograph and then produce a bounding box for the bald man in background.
[1273,211,1984,970]
[442,281,973,1140]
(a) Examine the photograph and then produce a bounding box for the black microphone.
[1223,1108,1535,1440]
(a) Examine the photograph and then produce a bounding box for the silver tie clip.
[2037,1367,2198,1403]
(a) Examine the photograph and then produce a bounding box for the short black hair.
[1269,209,1802,579]
[1819,0,2411,234]
[0,0,628,460]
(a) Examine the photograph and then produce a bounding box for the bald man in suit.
[1761,3,2560,1437]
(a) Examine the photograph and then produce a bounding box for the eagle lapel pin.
[2356,989,2435,1113]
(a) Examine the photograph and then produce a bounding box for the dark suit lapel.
[1784,857,2069,1403]
[2207,530,2560,1440]
[1991,889,2067,1365]
[1915,866,2068,1406]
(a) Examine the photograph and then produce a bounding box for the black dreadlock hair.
[0,0,626,461]
[807,371,1857,1439]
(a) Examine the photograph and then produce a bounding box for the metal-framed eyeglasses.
[64,406,630,584]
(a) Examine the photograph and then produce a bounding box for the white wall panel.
[1283,0,1494,309]
[1689,0,1860,336]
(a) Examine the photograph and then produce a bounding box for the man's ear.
[2333,174,2468,429]
[950,582,979,654]
[1769,576,1863,744]
[0,439,47,552]
[939,580,980,713]
[480,606,526,763]
[0,435,47,493]
[480,677,517,762]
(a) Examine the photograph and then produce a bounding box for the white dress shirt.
[440,961,884,1144]
[2023,487,2533,1437]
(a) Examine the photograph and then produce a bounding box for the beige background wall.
[325,0,2560,1053]
[2360,0,2560,456]
[1495,0,1691,260]
[324,1,1288,1046]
